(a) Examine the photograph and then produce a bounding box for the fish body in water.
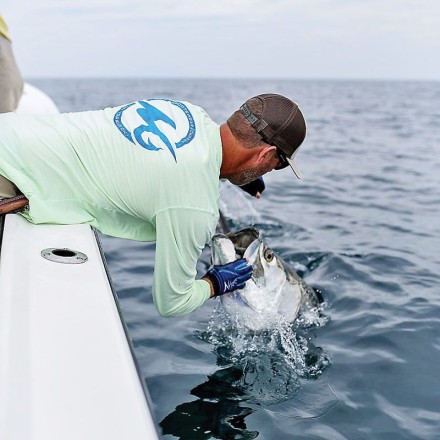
[211,227,320,331]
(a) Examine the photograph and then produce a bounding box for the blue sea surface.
[32,78,440,439]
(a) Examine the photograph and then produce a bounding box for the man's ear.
[257,145,277,163]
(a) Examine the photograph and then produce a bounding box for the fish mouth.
[243,238,265,287]
[211,227,266,290]
[211,227,262,266]
[227,227,260,258]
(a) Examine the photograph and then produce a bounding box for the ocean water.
[32,78,440,439]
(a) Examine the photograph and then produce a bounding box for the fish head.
[243,238,288,293]
[210,228,302,330]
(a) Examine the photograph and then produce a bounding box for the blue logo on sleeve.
[113,99,196,161]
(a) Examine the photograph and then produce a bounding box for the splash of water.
[197,301,330,405]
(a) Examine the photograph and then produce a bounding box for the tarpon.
[211,227,321,331]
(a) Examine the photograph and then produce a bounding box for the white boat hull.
[0,215,159,439]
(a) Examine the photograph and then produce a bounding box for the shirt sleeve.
[152,207,218,317]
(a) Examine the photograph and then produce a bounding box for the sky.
[2,0,440,81]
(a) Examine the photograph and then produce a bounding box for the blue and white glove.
[205,259,253,297]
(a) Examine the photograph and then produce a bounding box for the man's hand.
[204,259,253,297]
[239,177,265,198]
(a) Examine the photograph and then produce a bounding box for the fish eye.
[264,249,274,262]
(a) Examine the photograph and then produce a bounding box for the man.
[0,14,23,113]
[0,93,306,316]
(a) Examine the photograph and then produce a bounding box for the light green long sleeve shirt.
[0,99,222,316]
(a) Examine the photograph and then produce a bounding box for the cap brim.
[286,156,302,179]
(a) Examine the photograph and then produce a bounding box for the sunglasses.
[258,129,289,170]
[275,147,289,170]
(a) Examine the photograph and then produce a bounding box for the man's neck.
[219,123,249,179]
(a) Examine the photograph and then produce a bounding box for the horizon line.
[24,76,440,84]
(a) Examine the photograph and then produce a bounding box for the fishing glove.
[205,259,253,297]
[239,177,265,197]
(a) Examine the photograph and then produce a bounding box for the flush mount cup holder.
[41,248,88,264]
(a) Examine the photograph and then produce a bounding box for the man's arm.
[152,207,217,317]
[203,276,215,298]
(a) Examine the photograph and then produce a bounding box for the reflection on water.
[160,365,259,440]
